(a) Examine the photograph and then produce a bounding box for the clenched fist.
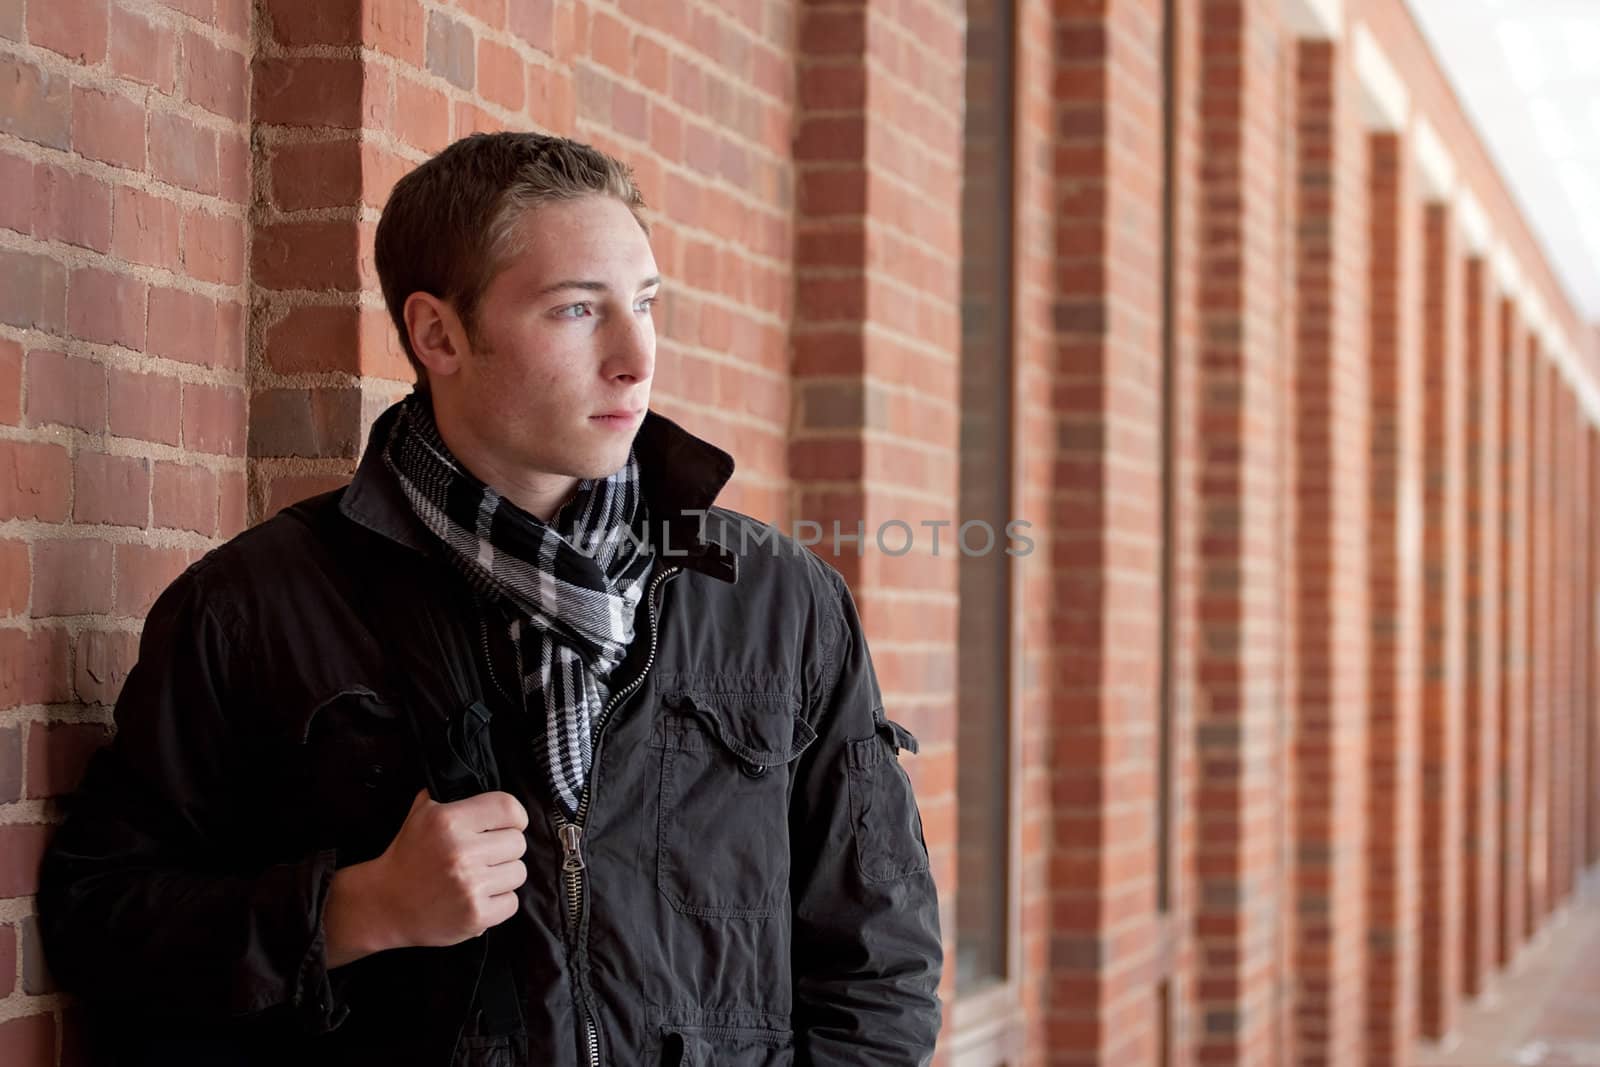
[325,789,529,968]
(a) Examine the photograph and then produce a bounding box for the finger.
[480,859,527,897]
[463,827,528,864]
[453,791,529,833]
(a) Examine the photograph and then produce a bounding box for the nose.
[604,306,654,384]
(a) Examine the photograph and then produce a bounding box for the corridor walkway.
[1417,875,1600,1066]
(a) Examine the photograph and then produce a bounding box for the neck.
[428,400,579,524]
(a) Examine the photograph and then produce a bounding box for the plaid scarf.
[382,392,655,818]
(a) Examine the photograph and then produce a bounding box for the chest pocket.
[285,685,416,863]
[651,689,817,919]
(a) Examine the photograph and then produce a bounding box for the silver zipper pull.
[559,823,586,873]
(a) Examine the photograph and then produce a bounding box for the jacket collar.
[340,398,740,583]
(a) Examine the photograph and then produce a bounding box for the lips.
[591,409,643,420]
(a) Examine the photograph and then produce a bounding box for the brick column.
[791,0,964,1051]
[1365,124,1422,1067]
[1549,373,1572,908]
[1459,246,1502,1000]
[1417,182,1466,1038]
[1526,349,1551,931]
[1039,0,1171,1062]
[1286,15,1371,1064]
[1495,287,1529,968]
[1193,0,1287,1063]
[1566,385,1590,895]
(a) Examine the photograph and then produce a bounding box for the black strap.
[281,494,526,1044]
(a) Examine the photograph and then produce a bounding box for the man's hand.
[324,789,528,968]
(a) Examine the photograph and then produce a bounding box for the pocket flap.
[661,690,817,766]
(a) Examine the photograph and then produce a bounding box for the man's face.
[440,195,660,489]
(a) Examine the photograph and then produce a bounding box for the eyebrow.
[535,275,663,298]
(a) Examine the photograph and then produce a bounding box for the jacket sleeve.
[36,561,349,1034]
[789,567,944,1065]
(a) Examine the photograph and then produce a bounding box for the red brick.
[0,249,66,332]
[634,35,669,95]
[365,0,424,62]
[425,11,474,89]
[524,63,570,129]
[254,55,365,127]
[0,723,18,801]
[252,220,362,290]
[0,628,70,712]
[0,149,32,234]
[182,30,248,122]
[112,185,183,271]
[266,472,351,516]
[218,130,249,202]
[455,0,503,29]
[25,349,106,432]
[74,627,139,705]
[32,539,114,616]
[149,110,219,195]
[72,452,150,527]
[360,142,413,210]
[34,163,112,252]
[26,0,108,65]
[509,0,554,52]
[0,0,19,39]
[24,721,112,799]
[67,267,147,349]
[268,138,359,211]
[477,38,524,111]
[0,337,18,425]
[217,469,246,536]
[151,461,216,534]
[0,541,24,616]
[147,287,239,368]
[590,9,630,76]
[0,440,70,523]
[358,303,414,382]
[0,824,54,899]
[0,923,14,997]
[0,55,70,149]
[181,381,245,456]
[110,3,178,92]
[394,75,450,153]
[70,86,146,169]
[261,0,353,45]
[182,208,246,285]
[264,303,359,374]
[108,366,182,446]
[113,543,189,617]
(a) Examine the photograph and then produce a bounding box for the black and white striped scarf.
[382,392,654,818]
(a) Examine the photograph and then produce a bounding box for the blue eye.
[635,296,658,313]
[556,303,592,319]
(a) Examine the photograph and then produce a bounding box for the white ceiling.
[1407,0,1600,324]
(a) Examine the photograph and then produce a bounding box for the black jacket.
[36,403,943,1066]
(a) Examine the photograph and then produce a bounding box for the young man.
[37,132,943,1066]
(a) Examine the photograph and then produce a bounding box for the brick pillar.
[1495,292,1529,968]
[1194,0,1286,1063]
[1567,387,1590,895]
[1526,349,1550,932]
[1417,194,1466,1040]
[1040,0,1170,1063]
[1548,374,1572,908]
[1364,128,1421,1067]
[1590,423,1600,871]
[1460,252,1502,1000]
[790,0,964,1053]
[1287,25,1371,1067]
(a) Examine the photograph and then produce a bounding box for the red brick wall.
[1,0,250,1058]
[4,0,1600,1065]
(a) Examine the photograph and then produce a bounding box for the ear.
[403,292,472,382]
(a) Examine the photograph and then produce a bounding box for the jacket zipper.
[553,563,681,1067]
